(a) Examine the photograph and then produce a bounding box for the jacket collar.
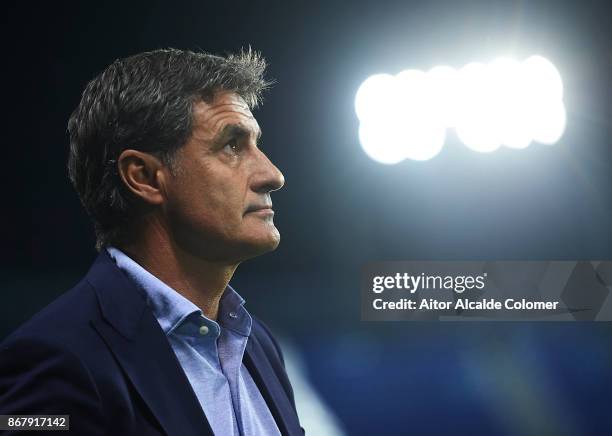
[87,250,148,339]
[87,250,214,436]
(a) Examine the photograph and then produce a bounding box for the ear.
[117,149,167,205]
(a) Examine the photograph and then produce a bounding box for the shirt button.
[199,325,209,336]
[229,312,238,319]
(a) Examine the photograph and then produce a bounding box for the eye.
[223,139,241,155]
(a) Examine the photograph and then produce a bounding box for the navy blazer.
[0,251,304,435]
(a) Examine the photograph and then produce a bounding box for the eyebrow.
[213,124,262,144]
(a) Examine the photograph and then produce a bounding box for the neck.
[118,219,238,320]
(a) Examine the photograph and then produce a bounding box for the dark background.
[2,1,611,435]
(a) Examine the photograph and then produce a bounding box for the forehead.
[191,91,259,139]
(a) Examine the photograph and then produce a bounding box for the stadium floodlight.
[355,55,566,164]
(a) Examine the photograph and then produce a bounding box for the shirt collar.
[106,246,251,337]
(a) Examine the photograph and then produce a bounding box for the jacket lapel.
[244,336,303,436]
[87,252,213,436]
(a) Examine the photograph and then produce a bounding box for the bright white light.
[355,55,566,164]
[530,101,567,145]
[396,69,446,161]
[455,62,503,153]
[520,55,566,145]
[358,122,407,165]
[404,121,446,161]
[354,74,397,123]
[487,58,532,149]
[522,55,564,104]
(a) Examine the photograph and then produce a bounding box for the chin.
[234,226,280,258]
[246,229,281,254]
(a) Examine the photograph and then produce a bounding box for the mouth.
[244,204,274,216]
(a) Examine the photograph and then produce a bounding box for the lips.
[245,204,273,214]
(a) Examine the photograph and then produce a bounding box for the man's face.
[162,91,284,262]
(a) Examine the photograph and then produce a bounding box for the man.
[0,48,304,435]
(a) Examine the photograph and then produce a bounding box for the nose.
[251,148,285,194]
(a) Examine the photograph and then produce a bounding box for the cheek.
[168,167,247,231]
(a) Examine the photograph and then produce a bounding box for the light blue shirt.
[107,247,281,436]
